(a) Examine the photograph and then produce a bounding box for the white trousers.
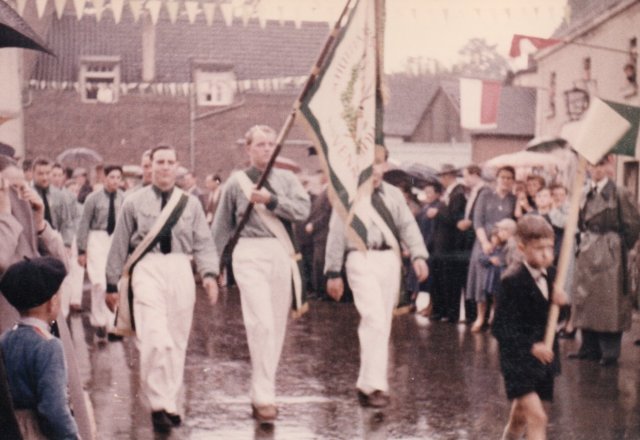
[233,238,292,405]
[86,231,115,330]
[346,250,401,394]
[131,253,195,413]
[60,238,84,317]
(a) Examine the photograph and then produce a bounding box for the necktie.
[537,272,549,300]
[159,191,171,254]
[106,192,116,235]
[40,187,52,226]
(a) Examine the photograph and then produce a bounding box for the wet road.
[69,286,640,439]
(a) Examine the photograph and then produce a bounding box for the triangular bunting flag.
[54,0,66,19]
[16,0,27,16]
[146,0,161,25]
[202,2,215,26]
[72,0,84,19]
[166,0,179,24]
[560,97,631,164]
[241,4,250,26]
[129,0,143,22]
[181,83,190,96]
[35,0,48,18]
[168,83,177,96]
[184,1,199,24]
[93,0,104,21]
[219,2,233,26]
[111,0,124,23]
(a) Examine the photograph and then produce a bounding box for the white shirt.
[524,261,549,300]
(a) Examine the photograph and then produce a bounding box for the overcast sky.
[255,0,568,73]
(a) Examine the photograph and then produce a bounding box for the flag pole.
[543,155,587,349]
[219,0,355,273]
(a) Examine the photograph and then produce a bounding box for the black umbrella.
[0,0,53,54]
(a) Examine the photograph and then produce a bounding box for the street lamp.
[563,86,590,120]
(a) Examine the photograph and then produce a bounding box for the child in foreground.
[0,257,79,440]
[492,215,567,440]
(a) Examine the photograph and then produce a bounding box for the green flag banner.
[298,0,383,251]
[604,99,640,158]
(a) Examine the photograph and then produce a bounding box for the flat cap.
[0,257,67,311]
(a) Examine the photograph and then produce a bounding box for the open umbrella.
[0,0,53,54]
[57,147,103,169]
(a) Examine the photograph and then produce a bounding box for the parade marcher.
[211,125,311,422]
[0,257,80,440]
[32,158,74,248]
[76,165,125,341]
[51,163,84,316]
[106,145,219,433]
[125,150,153,197]
[324,145,428,408]
[466,166,516,332]
[568,155,640,366]
[493,215,567,440]
[305,182,331,299]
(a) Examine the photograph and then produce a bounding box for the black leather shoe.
[357,390,390,408]
[165,411,181,426]
[151,411,172,433]
[599,357,618,367]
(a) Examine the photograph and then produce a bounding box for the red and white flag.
[509,34,561,58]
[460,78,501,130]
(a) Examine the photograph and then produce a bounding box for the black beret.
[0,257,67,311]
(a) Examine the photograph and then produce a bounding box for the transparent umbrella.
[56,147,103,169]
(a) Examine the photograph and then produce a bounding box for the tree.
[452,38,509,80]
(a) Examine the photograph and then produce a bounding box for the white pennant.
[16,0,27,16]
[219,2,233,26]
[72,0,84,19]
[54,0,66,18]
[241,4,250,26]
[146,0,162,25]
[202,2,215,26]
[182,83,190,96]
[35,0,47,18]
[168,83,177,96]
[166,0,179,24]
[92,0,104,21]
[129,0,143,22]
[111,0,124,23]
[184,1,199,24]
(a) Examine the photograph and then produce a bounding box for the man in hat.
[324,144,429,408]
[77,165,125,341]
[569,155,640,366]
[0,257,79,439]
[430,164,471,323]
[106,145,219,433]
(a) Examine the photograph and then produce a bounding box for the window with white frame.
[79,56,121,104]
[193,62,236,107]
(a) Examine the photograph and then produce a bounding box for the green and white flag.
[298,0,384,251]
[560,97,635,164]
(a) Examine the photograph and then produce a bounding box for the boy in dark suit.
[493,215,567,440]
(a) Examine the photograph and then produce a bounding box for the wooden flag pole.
[219,0,355,273]
[544,155,587,349]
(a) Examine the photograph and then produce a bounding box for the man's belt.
[369,243,391,251]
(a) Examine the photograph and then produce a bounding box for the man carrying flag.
[298,0,428,407]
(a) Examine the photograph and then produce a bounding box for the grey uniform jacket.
[106,185,219,291]
[211,167,311,254]
[324,181,428,275]
[76,188,124,254]
[33,185,75,247]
